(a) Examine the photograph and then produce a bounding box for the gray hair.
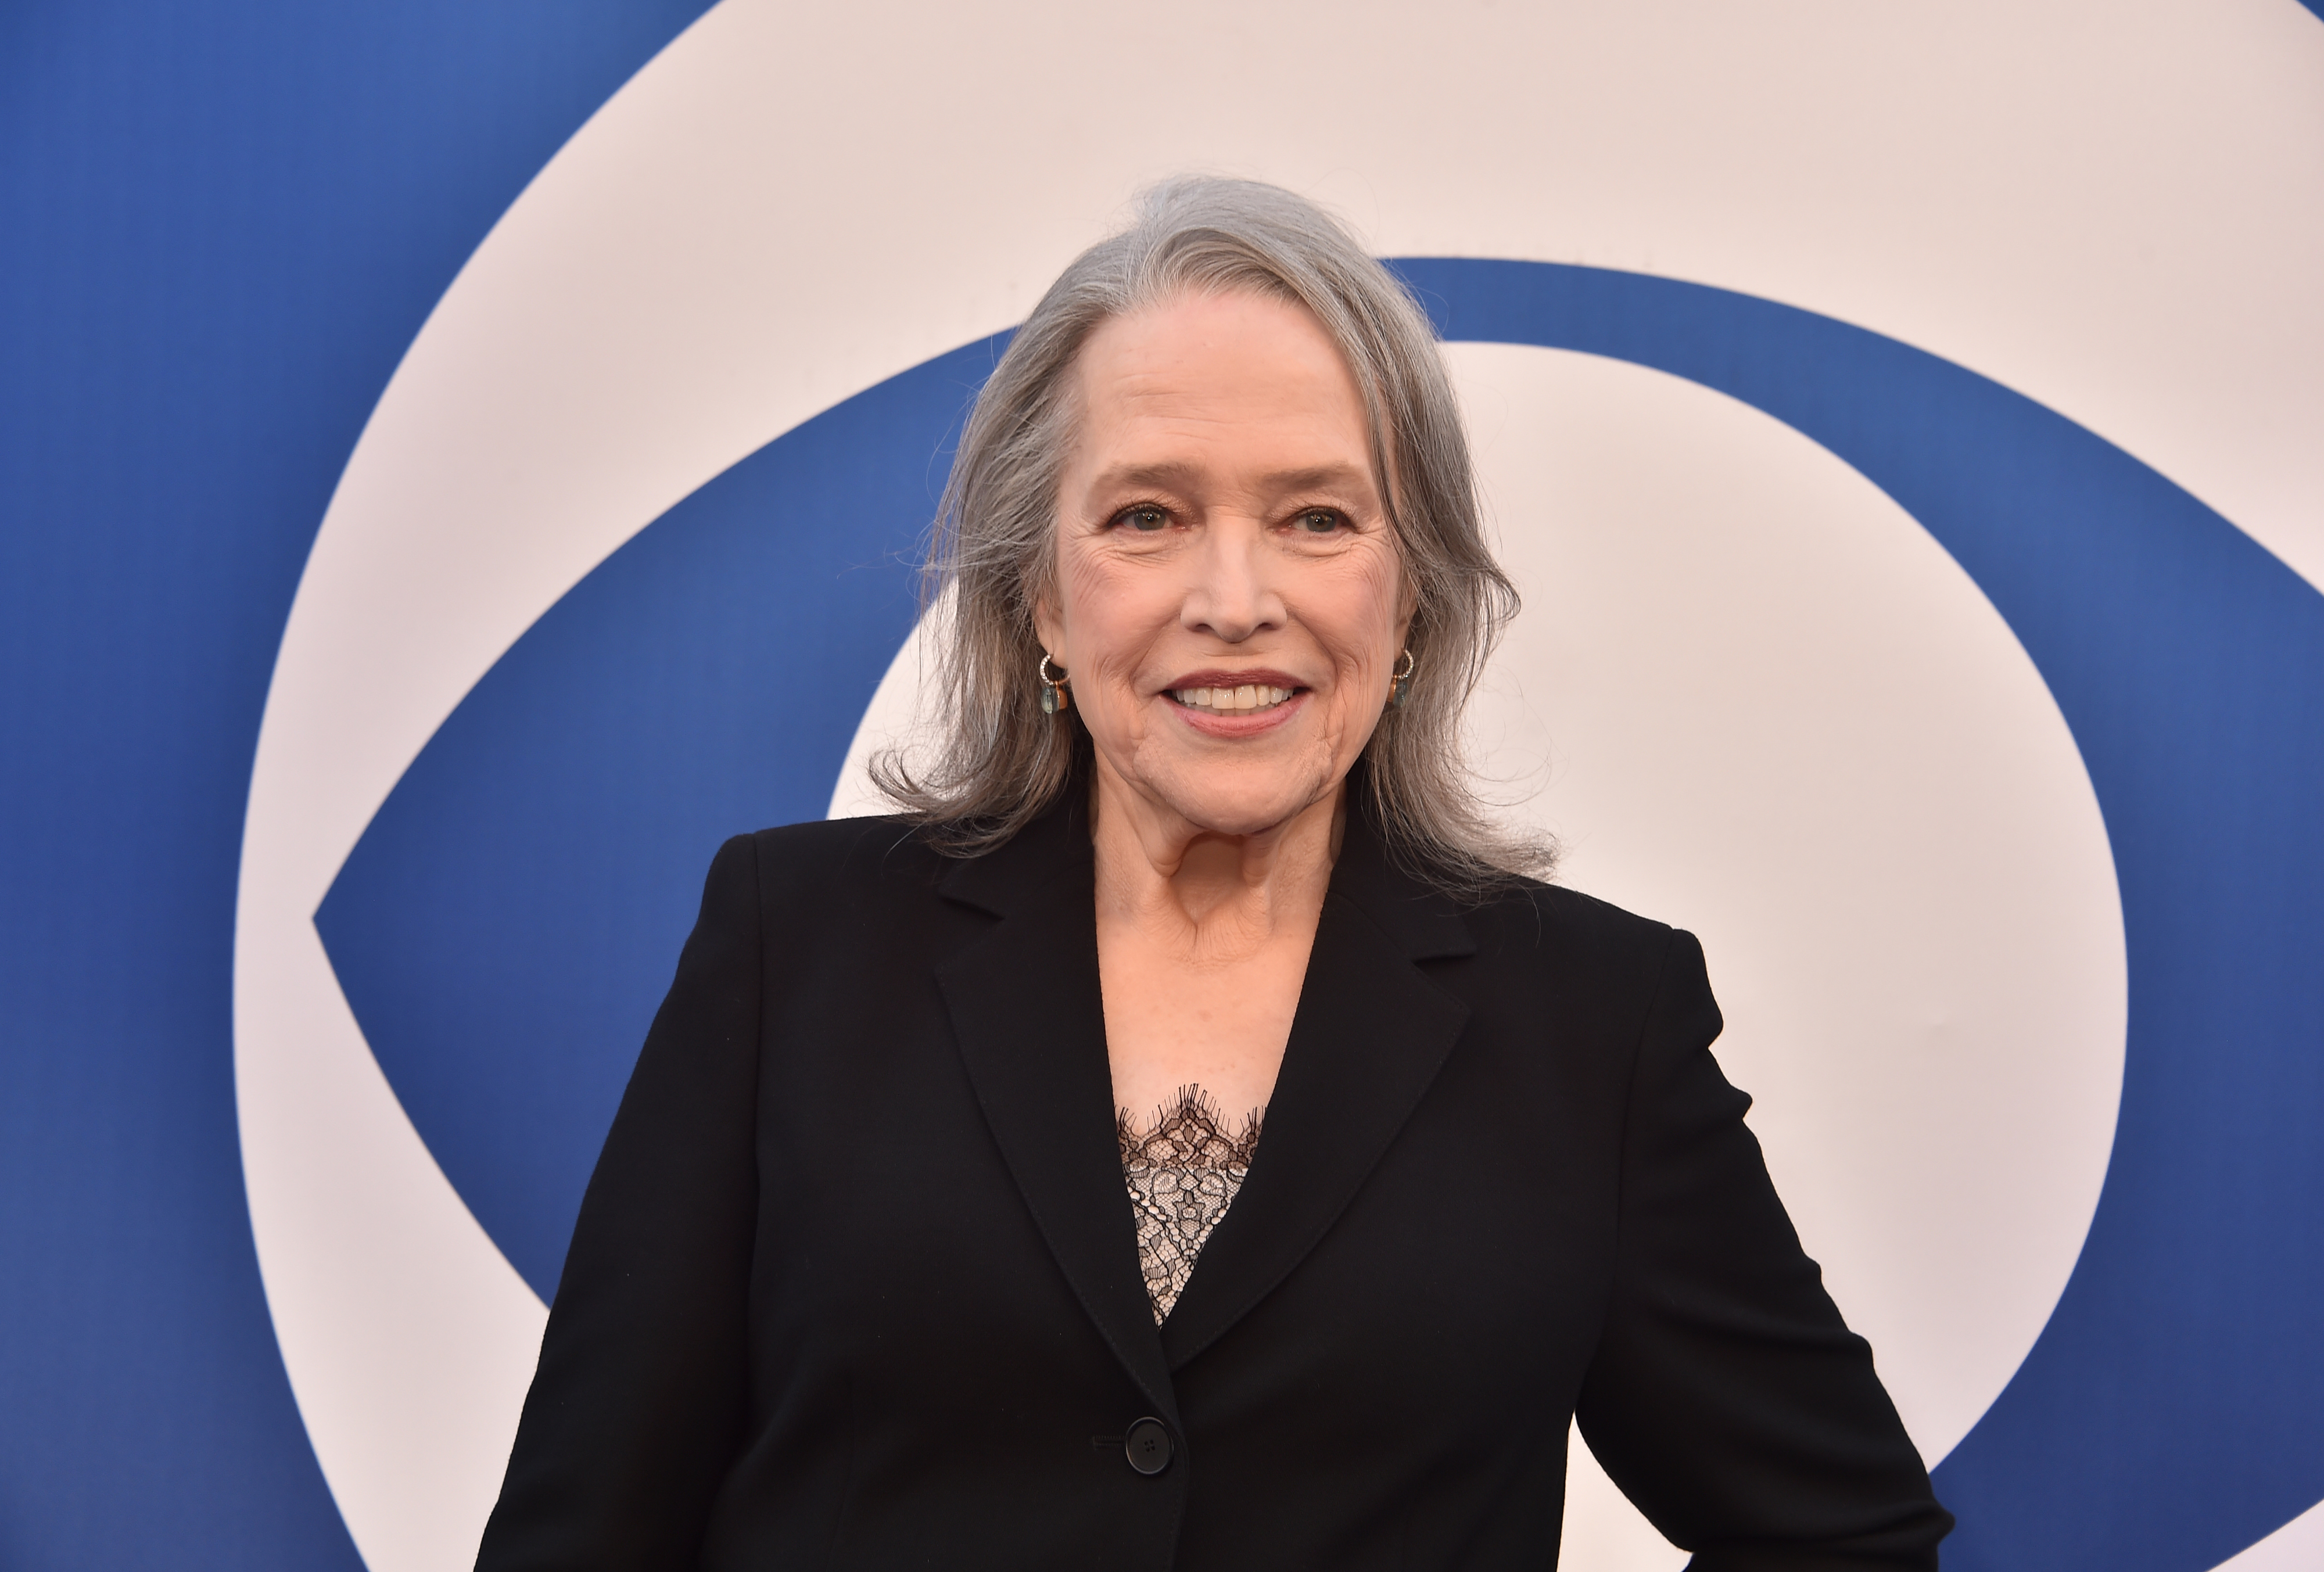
[872,175,1551,892]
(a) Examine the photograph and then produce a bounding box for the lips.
[1171,681,1295,714]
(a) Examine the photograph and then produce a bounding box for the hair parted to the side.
[871,175,1553,893]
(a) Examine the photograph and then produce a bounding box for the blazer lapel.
[933,794,1179,1424]
[1157,807,1477,1370]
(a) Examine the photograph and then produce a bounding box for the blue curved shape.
[320,263,2324,1570]
[1386,257,2324,1571]
[316,333,1007,1298]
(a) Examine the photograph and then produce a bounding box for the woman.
[476,178,1950,1569]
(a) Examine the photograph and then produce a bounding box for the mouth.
[1168,682,1300,716]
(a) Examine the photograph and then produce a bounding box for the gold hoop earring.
[1038,652,1072,715]
[1388,648,1416,710]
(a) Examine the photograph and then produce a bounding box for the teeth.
[1172,684,1293,712]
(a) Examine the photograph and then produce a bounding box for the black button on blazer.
[476,788,1950,1570]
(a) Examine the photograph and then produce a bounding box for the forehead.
[1068,290,1372,469]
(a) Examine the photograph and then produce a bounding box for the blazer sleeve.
[474,834,763,1572]
[1572,928,1954,1571]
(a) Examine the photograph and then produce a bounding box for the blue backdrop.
[0,6,714,1566]
[5,6,2321,1570]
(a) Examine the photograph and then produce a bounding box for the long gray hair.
[872,176,1551,891]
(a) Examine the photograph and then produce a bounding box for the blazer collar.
[932,779,1479,1404]
[1156,792,1475,1368]
[933,789,1179,1421]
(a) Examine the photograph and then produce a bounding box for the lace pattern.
[1119,1086,1264,1323]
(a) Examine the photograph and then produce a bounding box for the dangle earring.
[1387,648,1416,709]
[1038,653,1072,715]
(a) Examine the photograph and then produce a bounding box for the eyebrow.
[1086,460,1378,497]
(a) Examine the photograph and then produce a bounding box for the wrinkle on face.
[1035,288,1413,862]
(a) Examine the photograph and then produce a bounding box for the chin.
[1151,760,1340,839]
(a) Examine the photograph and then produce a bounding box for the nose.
[1181,519,1286,643]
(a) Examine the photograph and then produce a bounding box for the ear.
[1031,590,1066,665]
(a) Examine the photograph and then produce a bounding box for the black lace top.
[1117,1086,1265,1323]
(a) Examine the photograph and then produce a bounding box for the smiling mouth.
[1170,683,1298,714]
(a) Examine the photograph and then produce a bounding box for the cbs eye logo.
[231,13,2324,1571]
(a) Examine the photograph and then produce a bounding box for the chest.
[1095,920,1312,1123]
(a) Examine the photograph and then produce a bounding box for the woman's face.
[1036,289,1415,839]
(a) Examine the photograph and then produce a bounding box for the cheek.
[1325,546,1412,665]
[1055,543,1161,681]
[1057,544,1115,638]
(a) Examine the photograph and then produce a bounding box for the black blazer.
[476,788,1949,1570]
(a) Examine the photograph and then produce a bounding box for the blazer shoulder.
[1528,880,1671,938]
[726,814,952,915]
[1467,875,1680,963]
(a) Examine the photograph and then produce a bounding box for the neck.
[1088,760,1346,963]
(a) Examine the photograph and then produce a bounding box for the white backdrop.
[231,3,2324,1567]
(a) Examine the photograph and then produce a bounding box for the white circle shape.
[1451,342,2126,1461]
[855,342,2133,1462]
[835,343,2129,1564]
[233,2,2324,1568]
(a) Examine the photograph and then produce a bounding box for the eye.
[1113,505,1169,532]
[1296,508,1346,534]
